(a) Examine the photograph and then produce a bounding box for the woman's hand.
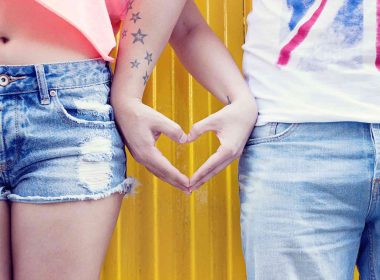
[187,96,258,192]
[108,0,190,192]
[111,95,190,193]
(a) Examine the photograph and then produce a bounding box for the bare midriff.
[0,0,118,65]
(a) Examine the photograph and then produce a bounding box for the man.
[114,0,378,279]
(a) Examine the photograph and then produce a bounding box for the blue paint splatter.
[287,0,315,30]
[331,0,363,46]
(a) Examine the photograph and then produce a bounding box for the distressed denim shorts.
[238,121,380,280]
[0,58,138,203]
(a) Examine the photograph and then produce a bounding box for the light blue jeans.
[238,122,380,280]
[0,58,138,203]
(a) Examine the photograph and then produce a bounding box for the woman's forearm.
[110,0,187,101]
[170,1,254,106]
[108,0,191,191]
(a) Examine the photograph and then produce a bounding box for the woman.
[0,0,256,279]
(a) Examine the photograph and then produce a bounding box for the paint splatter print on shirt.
[276,0,378,70]
[242,0,380,126]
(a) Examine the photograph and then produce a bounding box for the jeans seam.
[10,95,20,170]
[0,82,111,96]
[368,225,377,280]
[49,81,111,91]
[246,123,299,146]
[0,90,40,95]
[366,124,377,219]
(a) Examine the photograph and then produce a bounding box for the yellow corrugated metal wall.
[101,1,360,279]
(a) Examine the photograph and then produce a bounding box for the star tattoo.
[130,59,140,69]
[131,28,147,44]
[121,29,127,39]
[130,12,142,23]
[126,0,134,14]
[144,51,153,65]
[227,96,232,104]
[143,71,150,85]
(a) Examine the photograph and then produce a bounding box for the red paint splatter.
[278,0,328,66]
[376,0,380,70]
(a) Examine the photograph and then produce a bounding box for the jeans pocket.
[50,82,116,129]
[246,122,299,146]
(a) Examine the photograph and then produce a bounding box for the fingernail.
[179,133,187,144]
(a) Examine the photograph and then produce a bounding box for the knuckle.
[191,123,201,133]
[172,122,182,132]
[223,145,236,156]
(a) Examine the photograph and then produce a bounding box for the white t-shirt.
[243,0,380,126]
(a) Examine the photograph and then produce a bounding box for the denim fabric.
[0,58,138,203]
[238,121,380,280]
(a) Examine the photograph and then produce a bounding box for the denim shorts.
[238,121,380,280]
[0,58,138,203]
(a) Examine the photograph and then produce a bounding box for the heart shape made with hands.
[114,97,255,195]
[151,115,242,195]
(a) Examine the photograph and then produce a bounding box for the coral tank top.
[35,0,129,62]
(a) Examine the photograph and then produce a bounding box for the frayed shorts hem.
[5,177,140,204]
[0,188,10,202]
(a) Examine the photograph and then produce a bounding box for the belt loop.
[34,64,50,105]
[106,61,114,83]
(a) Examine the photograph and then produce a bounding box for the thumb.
[187,116,216,142]
[155,115,188,144]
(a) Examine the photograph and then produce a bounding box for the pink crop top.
[35,0,129,63]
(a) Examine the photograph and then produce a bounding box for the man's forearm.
[170,1,254,106]
[110,0,187,101]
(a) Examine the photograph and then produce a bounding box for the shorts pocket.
[246,122,299,146]
[50,82,116,129]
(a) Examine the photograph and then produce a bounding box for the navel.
[0,37,10,44]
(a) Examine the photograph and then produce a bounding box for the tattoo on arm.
[130,12,142,23]
[131,28,148,44]
[130,59,140,69]
[143,71,150,85]
[126,0,134,15]
[144,51,153,65]
[121,2,151,85]
[121,29,128,39]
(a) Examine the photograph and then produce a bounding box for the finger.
[144,161,190,193]
[141,147,190,192]
[189,145,239,189]
[187,115,218,142]
[155,115,187,144]
[189,158,234,192]
[145,163,190,194]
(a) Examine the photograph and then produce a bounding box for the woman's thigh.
[0,201,11,280]
[11,193,124,280]
[238,121,374,280]
[1,58,138,279]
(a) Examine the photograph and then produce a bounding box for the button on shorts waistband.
[0,74,27,87]
[0,57,112,95]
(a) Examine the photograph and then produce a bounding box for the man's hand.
[111,95,190,193]
[187,96,258,192]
